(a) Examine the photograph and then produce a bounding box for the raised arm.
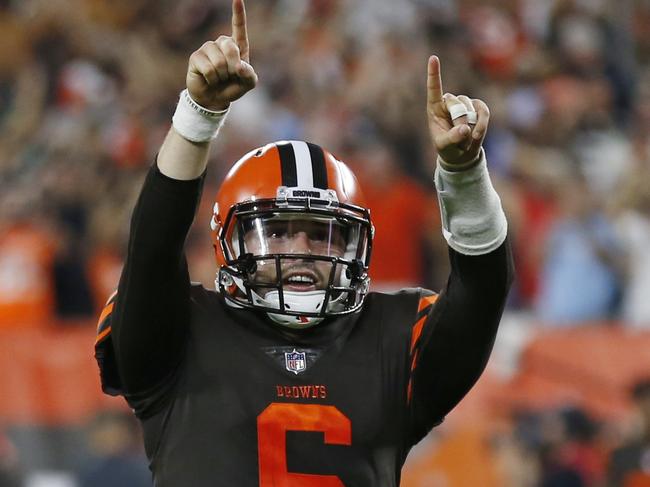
[98,0,257,404]
[158,0,257,180]
[408,56,513,439]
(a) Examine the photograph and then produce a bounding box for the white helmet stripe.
[289,141,314,188]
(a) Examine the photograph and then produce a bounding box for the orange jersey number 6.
[257,403,351,486]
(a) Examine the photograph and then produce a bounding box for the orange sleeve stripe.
[95,325,112,345]
[409,315,427,354]
[96,302,114,331]
[410,349,419,373]
[417,294,438,313]
[407,294,439,405]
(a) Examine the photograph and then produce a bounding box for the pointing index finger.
[231,0,250,62]
[427,55,444,110]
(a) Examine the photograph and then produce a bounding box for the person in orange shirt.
[350,140,445,291]
[0,198,56,328]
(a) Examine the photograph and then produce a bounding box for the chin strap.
[258,290,325,328]
[267,314,322,327]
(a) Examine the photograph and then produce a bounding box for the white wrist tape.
[434,149,508,255]
[171,89,228,143]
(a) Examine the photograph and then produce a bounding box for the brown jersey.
[95,163,513,486]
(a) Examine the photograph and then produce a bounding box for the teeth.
[288,275,315,284]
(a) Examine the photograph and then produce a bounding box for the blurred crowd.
[1,0,650,485]
[499,379,650,487]
[1,0,650,327]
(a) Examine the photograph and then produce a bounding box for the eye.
[266,222,288,239]
[310,228,329,242]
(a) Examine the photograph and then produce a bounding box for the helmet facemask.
[215,191,372,328]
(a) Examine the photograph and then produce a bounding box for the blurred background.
[1,0,650,485]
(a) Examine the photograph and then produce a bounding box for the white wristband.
[434,149,508,256]
[171,89,229,143]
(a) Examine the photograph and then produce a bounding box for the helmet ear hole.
[236,253,257,275]
[346,259,365,280]
[219,269,235,288]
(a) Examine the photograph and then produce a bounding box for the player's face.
[241,215,348,293]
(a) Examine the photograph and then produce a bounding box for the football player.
[95,0,513,485]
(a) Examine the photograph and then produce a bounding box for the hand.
[186,0,258,111]
[427,56,490,169]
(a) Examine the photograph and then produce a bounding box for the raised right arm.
[158,0,256,181]
[97,0,257,400]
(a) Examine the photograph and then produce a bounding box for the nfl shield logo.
[285,349,306,374]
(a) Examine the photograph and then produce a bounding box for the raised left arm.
[407,55,514,441]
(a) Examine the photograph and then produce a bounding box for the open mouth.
[283,271,319,292]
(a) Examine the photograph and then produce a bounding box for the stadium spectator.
[613,113,650,327]
[76,410,150,487]
[0,192,56,328]
[535,174,623,325]
[505,145,564,308]
[346,139,444,291]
